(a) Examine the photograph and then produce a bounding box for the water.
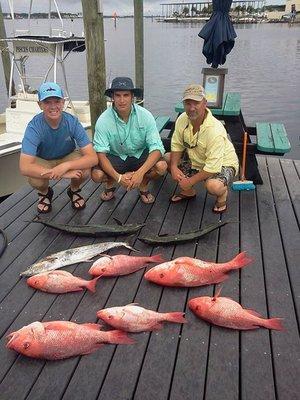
[1,18,299,159]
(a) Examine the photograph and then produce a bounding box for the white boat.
[0,0,91,198]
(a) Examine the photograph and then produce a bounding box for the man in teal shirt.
[92,77,167,203]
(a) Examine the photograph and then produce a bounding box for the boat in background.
[0,0,91,197]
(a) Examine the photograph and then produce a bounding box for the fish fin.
[47,270,71,276]
[104,330,135,344]
[174,257,195,268]
[212,274,229,284]
[165,312,187,324]
[85,276,101,293]
[43,321,75,331]
[245,309,263,318]
[213,287,222,301]
[97,253,113,259]
[262,318,285,331]
[151,322,164,330]
[227,251,253,270]
[113,217,123,226]
[82,323,103,330]
[150,254,165,263]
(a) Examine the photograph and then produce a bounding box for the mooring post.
[81,0,106,135]
[0,3,15,97]
[134,0,144,102]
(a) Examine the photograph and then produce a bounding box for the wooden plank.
[0,185,33,217]
[256,123,274,153]
[281,159,300,224]
[240,168,278,400]
[267,158,300,320]
[271,123,291,154]
[168,189,211,400]
[155,116,171,133]
[256,123,291,154]
[198,190,240,400]
[222,92,241,116]
[256,157,300,400]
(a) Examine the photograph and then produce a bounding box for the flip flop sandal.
[67,187,86,210]
[100,187,116,201]
[212,201,227,214]
[37,187,54,214]
[139,190,155,204]
[170,193,196,203]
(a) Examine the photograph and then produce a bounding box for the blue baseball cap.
[38,82,64,101]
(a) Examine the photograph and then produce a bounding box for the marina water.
[0,18,299,159]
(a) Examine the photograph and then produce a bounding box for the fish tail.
[165,312,187,324]
[262,318,285,331]
[149,254,165,263]
[86,276,101,293]
[228,251,253,270]
[107,330,135,344]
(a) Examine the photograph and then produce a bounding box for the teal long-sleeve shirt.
[93,104,165,161]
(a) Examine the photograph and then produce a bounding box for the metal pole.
[134,0,144,101]
[0,3,15,96]
[81,0,106,135]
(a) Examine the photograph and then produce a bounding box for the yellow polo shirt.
[171,109,239,175]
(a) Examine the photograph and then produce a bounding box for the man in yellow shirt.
[165,84,239,213]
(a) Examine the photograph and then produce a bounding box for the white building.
[285,0,300,13]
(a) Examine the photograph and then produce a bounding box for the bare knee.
[28,177,49,193]
[91,167,106,183]
[205,179,226,196]
[154,160,168,176]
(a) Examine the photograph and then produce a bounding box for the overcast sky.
[0,0,286,15]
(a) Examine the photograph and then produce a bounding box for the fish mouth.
[6,332,17,347]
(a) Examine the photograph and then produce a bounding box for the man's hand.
[40,163,82,180]
[126,170,145,190]
[118,172,134,189]
[170,166,186,182]
[178,176,193,191]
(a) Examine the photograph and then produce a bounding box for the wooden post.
[0,3,15,96]
[134,0,144,100]
[81,0,106,135]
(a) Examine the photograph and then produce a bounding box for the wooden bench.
[155,115,171,133]
[256,122,291,154]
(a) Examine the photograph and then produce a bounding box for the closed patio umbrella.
[198,0,237,68]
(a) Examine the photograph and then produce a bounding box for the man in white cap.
[164,84,239,213]
[19,82,97,213]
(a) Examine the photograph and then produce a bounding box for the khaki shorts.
[34,150,81,168]
[28,150,81,189]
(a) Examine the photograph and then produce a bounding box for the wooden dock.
[0,156,299,400]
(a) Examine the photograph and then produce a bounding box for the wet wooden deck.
[0,156,299,400]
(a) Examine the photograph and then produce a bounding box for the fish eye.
[159,273,164,278]
[108,315,113,319]
[23,342,30,350]
[101,268,106,272]
[195,306,199,311]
